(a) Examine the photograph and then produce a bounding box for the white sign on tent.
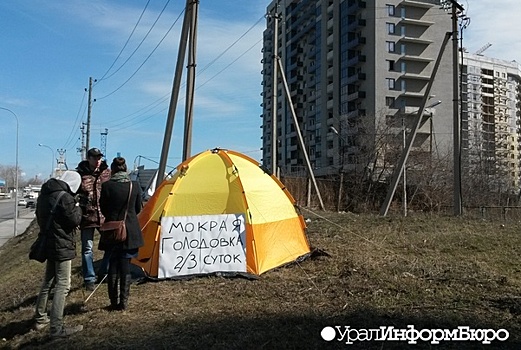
[158,214,247,278]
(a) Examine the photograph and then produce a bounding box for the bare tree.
[0,165,21,190]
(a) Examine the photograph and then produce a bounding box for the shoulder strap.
[45,191,67,232]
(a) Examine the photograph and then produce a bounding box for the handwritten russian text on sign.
[158,214,246,278]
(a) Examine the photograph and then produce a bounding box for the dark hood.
[41,178,71,195]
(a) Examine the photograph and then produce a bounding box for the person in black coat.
[34,170,84,338]
[99,157,144,311]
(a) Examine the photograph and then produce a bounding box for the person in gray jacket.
[33,170,84,338]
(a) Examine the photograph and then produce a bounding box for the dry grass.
[1,211,521,349]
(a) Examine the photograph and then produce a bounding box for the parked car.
[18,198,27,206]
[26,198,36,209]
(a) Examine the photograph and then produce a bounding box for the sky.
[0,0,520,181]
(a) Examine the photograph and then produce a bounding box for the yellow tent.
[132,148,310,278]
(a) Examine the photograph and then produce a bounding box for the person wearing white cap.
[33,170,84,338]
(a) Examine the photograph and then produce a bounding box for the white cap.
[58,170,81,193]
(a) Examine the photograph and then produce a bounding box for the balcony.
[346,36,366,50]
[347,54,366,66]
[400,55,433,63]
[346,90,366,102]
[399,36,433,45]
[346,72,366,84]
[399,18,434,27]
[327,67,334,77]
[401,72,431,81]
[401,0,434,9]
[327,33,334,46]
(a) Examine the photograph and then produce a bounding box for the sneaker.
[34,321,50,331]
[85,283,95,291]
[51,325,83,338]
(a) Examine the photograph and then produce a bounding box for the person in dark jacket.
[76,147,111,291]
[99,157,144,311]
[33,170,84,338]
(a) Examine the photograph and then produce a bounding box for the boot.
[119,274,131,311]
[107,274,119,311]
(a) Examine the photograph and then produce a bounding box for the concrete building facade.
[461,53,521,194]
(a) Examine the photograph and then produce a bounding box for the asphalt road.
[0,198,17,222]
[0,199,35,247]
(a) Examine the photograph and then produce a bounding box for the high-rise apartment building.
[260,0,456,179]
[461,53,521,193]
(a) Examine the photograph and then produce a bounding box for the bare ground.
[1,210,521,349]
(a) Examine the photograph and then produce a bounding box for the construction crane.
[475,43,492,56]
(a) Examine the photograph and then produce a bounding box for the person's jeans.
[81,227,111,284]
[81,227,96,284]
[35,259,71,334]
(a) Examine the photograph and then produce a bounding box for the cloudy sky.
[0,0,519,180]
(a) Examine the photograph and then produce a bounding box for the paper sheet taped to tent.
[159,214,247,278]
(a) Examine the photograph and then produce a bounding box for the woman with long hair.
[99,157,144,310]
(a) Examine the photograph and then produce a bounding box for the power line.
[197,15,264,76]
[97,5,183,100]
[95,11,265,133]
[62,89,87,149]
[97,0,152,83]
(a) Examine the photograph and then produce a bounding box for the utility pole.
[402,115,407,217]
[101,128,108,158]
[276,59,325,210]
[380,32,451,216]
[450,0,464,216]
[157,0,194,185]
[330,126,345,212]
[182,0,199,161]
[86,77,95,152]
[269,4,280,176]
[78,122,87,160]
[56,149,67,177]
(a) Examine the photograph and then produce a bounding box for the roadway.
[0,198,35,248]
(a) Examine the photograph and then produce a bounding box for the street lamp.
[0,107,19,236]
[38,143,55,179]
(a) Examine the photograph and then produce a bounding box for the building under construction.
[260,0,455,180]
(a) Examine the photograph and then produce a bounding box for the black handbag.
[29,191,66,263]
[99,182,132,244]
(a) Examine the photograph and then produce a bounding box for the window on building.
[387,60,395,71]
[387,4,395,16]
[386,41,395,53]
[387,78,396,90]
[385,96,395,107]
[387,22,396,34]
